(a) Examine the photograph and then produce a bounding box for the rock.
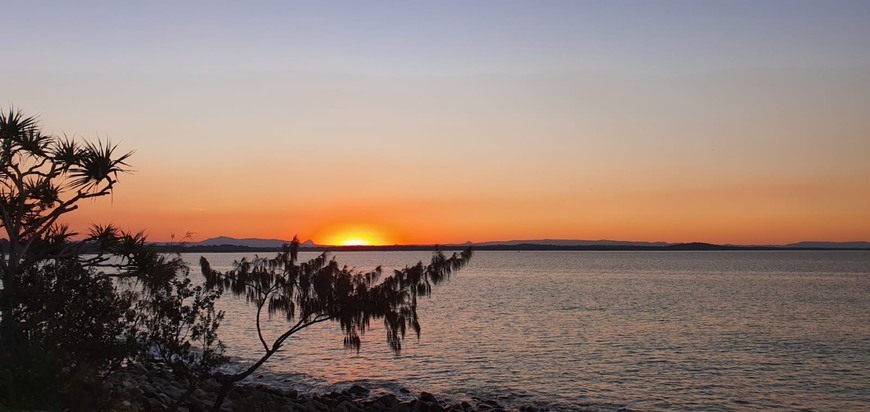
[162,383,183,399]
[399,387,411,394]
[128,386,144,398]
[282,388,299,399]
[338,400,362,412]
[417,401,444,412]
[144,396,166,410]
[365,403,388,412]
[376,394,399,407]
[484,399,502,408]
[118,400,138,412]
[419,392,438,403]
[314,398,336,412]
[460,401,473,410]
[347,384,370,396]
[156,392,173,406]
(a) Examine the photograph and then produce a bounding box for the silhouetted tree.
[137,273,228,410]
[1,107,472,411]
[0,108,227,409]
[0,108,133,347]
[200,240,473,411]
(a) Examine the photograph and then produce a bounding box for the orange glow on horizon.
[338,238,371,246]
[312,223,399,246]
[59,173,870,246]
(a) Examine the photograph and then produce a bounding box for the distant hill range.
[196,236,316,248]
[152,236,870,252]
[783,241,870,249]
[471,239,670,247]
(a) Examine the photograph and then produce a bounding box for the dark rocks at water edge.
[101,362,524,412]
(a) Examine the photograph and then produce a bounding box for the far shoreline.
[150,243,870,254]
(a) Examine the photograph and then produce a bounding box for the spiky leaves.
[0,108,134,278]
[0,108,137,364]
[68,140,132,191]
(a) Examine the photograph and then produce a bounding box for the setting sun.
[312,223,399,246]
[338,238,371,246]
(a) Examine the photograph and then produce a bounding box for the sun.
[339,237,371,246]
[314,223,398,246]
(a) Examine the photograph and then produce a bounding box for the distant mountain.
[181,236,870,251]
[784,241,870,249]
[196,236,317,248]
[469,239,671,247]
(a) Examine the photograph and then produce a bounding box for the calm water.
[182,251,870,411]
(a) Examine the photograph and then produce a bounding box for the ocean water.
[183,251,870,411]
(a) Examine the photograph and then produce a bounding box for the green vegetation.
[0,108,471,411]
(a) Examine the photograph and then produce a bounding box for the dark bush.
[0,259,137,410]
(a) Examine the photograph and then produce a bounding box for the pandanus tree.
[0,109,227,409]
[200,240,473,411]
[0,109,177,336]
[0,108,135,348]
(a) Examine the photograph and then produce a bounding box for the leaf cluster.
[0,258,138,409]
[0,108,228,409]
[136,275,229,383]
[0,108,133,282]
[201,238,473,353]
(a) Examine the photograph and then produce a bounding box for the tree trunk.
[210,381,234,412]
[209,345,282,411]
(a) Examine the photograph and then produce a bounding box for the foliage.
[0,258,137,409]
[0,108,228,410]
[2,263,123,409]
[200,240,473,410]
[137,273,229,392]
[0,107,472,412]
[0,107,132,347]
[16,258,137,368]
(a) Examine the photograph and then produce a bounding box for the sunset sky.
[2,1,869,245]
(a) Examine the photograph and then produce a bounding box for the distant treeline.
[146,242,870,254]
[2,239,864,254]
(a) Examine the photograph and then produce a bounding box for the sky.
[2,1,869,245]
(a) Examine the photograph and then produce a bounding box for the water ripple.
[187,251,870,411]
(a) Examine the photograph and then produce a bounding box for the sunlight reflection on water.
[183,251,870,411]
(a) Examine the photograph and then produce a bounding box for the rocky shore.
[102,362,532,412]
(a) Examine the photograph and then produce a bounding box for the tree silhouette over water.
[200,240,473,411]
[0,107,474,410]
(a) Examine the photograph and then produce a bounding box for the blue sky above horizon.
[2,1,869,244]
[6,1,870,74]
